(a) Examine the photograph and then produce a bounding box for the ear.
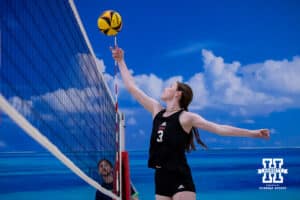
[175,90,182,98]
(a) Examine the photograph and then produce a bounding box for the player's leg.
[155,194,172,200]
[172,191,196,200]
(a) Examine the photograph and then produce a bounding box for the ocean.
[0,148,299,200]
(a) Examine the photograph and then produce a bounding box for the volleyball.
[97,10,122,36]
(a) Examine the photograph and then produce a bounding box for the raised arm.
[111,47,162,117]
[185,112,270,139]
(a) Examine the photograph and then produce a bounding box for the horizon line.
[1,146,300,154]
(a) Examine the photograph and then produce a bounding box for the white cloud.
[12,50,295,119]
[110,49,299,116]
[202,49,262,107]
[105,71,165,102]
[188,73,209,109]
[163,76,183,88]
[242,56,300,95]
[6,85,110,123]
[36,87,103,113]
[198,49,296,115]
[134,73,164,99]
[3,55,111,118]
[95,57,106,73]
[9,96,32,116]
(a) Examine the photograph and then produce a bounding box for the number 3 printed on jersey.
[157,130,164,142]
[157,122,166,143]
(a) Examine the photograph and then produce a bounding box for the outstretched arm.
[111,47,162,117]
[186,112,270,139]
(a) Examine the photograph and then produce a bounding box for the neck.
[165,99,181,112]
[103,173,114,184]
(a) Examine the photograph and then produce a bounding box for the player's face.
[161,82,179,101]
[98,161,112,176]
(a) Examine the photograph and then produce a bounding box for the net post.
[122,151,131,200]
[113,34,121,199]
[119,112,125,199]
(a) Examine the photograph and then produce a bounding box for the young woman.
[111,47,270,200]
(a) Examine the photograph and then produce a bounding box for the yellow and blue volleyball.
[97,10,122,36]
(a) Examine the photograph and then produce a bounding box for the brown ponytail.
[177,82,208,152]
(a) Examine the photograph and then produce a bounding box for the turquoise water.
[0,148,299,200]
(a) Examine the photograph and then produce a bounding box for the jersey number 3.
[157,130,164,142]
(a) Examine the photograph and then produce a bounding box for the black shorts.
[155,167,196,197]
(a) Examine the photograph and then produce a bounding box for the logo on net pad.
[257,158,288,190]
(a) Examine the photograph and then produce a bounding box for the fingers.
[261,129,270,140]
[254,129,270,140]
[110,47,124,62]
[110,47,123,55]
[110,46,123,53]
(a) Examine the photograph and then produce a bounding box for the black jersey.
[148,109,190,171]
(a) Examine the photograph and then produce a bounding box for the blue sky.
[73,0,300,150]
[1,0,300,151]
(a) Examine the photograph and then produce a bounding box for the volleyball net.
[0,0,130,199]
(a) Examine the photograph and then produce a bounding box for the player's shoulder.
[181,110,196,118]
[179,110,195,123]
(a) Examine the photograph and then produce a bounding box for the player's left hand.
[252,129,270,140]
